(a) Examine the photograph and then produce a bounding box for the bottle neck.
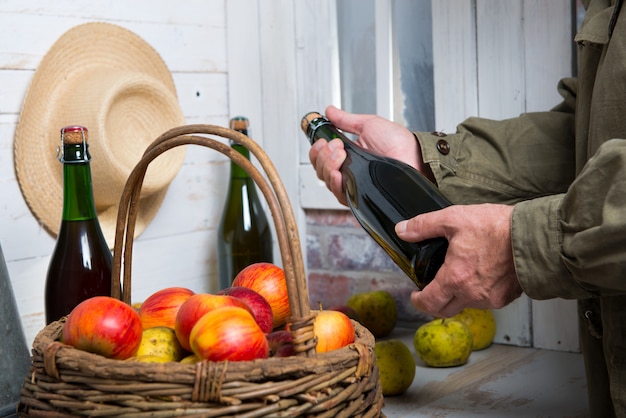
[305,117,352,148]
[230,143,252,179]
[60,143,98,222]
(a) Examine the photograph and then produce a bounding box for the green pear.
[375,339,416,396]
[414,318,473,367]
[346,290,397,338]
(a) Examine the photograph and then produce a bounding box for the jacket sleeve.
[414,77,626,299]
[415,78,577,206]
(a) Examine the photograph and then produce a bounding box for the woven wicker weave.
[18,124,384,417]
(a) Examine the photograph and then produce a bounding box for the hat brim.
[14,22,186,248]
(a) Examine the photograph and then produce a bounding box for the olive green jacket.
[416,0,626,302]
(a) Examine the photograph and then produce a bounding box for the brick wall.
[305,209,431,323]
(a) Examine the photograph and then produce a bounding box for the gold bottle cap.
[300,111,322,133]
[229,117,249,132]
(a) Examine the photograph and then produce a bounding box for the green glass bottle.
[301,112,451,289]
[45,126,115,324]
[217,117,273,289]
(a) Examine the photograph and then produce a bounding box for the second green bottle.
[217,117,273,290]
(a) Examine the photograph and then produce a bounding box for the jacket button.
[436,139,450,155]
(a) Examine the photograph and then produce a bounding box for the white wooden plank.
[532,299,580,352]
[295,0,340,165]
[226,0,263,141]
[0,70,32,115]
[7,254,49,348]
[172,72,229,120]
[126,230,218,300]
[476,0,526,119]
[375,0,393,120]
[0,180,56,262]
[0,14,225,73]
[254,0,308,269]
[493,295,532,347]
[0,0,222,26]
[431,0,478,132]
[294,0,342,212]
[523,0,574,110]
[299,166,348,210]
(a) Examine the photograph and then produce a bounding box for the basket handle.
[111,124,315,355]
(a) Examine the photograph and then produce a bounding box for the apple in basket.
[266,329,296,357]
[313,310,355,353]
[217,286,274,334]
[62,296,143,360]
[189,306,269,361]
[138,286,195,329]
[232,262,291,329]
[174,293,253,351]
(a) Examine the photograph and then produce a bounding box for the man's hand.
[395,203,523,317]
[308,105,428,206]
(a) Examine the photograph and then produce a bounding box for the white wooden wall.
[0,0,232,347]
[1,0,578,352]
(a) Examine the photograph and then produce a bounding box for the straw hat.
[14,22,186,248]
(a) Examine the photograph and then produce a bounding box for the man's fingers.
[410,276,456,317]
[396,209,453,242]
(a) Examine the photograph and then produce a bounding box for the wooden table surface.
[381,327,589,418]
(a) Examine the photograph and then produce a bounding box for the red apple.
[266,329,296,357]
[175,293,253,351]
[62,296,142,360]
[328,305,361,323]
[217,286,274,333]
[189,306,269,362]
[313,310,355,353]
[139,287,195,329]
[232,262,291,328]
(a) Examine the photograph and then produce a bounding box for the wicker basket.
[18,124,384,417]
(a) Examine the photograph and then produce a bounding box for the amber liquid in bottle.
[45,126,114,324]
[301,112,451,289]
[217,117,273,289]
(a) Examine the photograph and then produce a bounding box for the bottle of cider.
[45,126,114,324]
[217,117,273,289]
[301,112,451,289]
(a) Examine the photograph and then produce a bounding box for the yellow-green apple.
[189,306,269,361]
[266,329,295,357]
[62,296,142,360]
[313,310,355,353]
[346,290,397,338]
[217,286,274,333]
[232,262,291,328]
[175,293,253,351]
[139,287,195,329]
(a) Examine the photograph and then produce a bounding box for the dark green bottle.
[217,117,273,289]
[45,126,115,324]
[301,112,451,289]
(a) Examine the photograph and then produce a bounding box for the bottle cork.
[61,126,88,145]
